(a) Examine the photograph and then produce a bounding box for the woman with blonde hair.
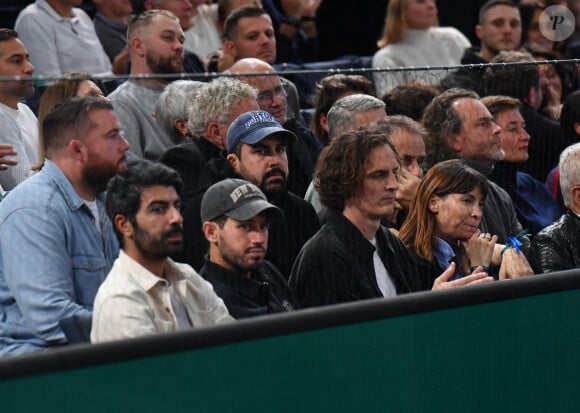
[34,73,108,170]
[372,0,470,97]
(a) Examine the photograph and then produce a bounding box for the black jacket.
[530,210,580,273]
[159,137,223,205]
[199,256,293,319]
[463,160,529,249]
[289,211,429,309]
[181,159,320,279]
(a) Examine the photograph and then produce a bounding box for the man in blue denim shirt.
[0,96,129,356]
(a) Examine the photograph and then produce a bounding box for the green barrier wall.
[1,270,580,412]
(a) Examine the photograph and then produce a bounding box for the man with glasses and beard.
[91,160,233,343]
[108,9,187,161]
[182,110,320,279]
[0,97,129,356]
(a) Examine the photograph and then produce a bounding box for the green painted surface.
[2,290,580,412]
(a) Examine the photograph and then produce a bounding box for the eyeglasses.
[256,86,287,104]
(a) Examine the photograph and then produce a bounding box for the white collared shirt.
[91,251,233,343]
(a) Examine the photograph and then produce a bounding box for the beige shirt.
[91,250,233,343]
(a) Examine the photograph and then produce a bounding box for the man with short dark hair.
[200,178,293,318]
[0,97,129,356]
[224,6,276,64]
[108,9,187,161]
[91,160,232,343]
[0,28,40,191]
[224,7,302,120]
[441,0,522,92]
[141,0,206,74]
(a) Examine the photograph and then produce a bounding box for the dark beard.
[134,223,183,260]
[146,53,183,78]
[259,166,287,197]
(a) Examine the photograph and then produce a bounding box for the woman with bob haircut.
[399,159,498,284]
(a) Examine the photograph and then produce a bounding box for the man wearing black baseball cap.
[199,178,293,318]
[181,110,320,280]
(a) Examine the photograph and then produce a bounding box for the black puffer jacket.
[530,210,580,273]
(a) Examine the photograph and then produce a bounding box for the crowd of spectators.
[0,0,579,357]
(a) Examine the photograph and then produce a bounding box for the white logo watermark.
[539,5,575,42]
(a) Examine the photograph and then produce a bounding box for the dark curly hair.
[315,127,395,212]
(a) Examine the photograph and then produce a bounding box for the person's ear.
[448,134,462,153]
[173,118,190,138]
[573,122,580,136]
[114,214,134,240]
[572,185,580,208]
[131,36,145,58]
[223,40,236,59]
[227,153,241,173]
[67,138,87,162]
[475,24,483,40]
[428,195,440,213]
[320,112,328,133]
[202,221,219,243]
[206,122,226,150]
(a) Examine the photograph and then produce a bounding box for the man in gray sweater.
[108,9,185,161]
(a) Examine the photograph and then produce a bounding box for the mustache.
[162,224,183,239]
[246,246,266,254]
[263,167,286,181]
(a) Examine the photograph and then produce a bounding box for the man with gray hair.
[531,143,580,273]
[160,77,259,202]
[326,94,387,142]
[155,80,205,144]
[305,93,386,215]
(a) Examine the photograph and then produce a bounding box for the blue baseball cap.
[226,110,296,153]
